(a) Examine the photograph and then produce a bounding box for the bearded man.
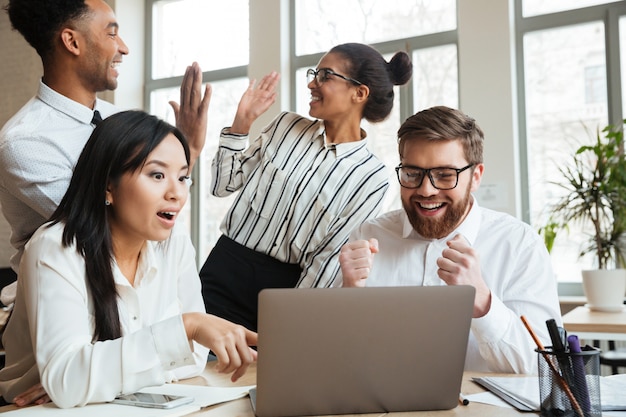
[337,106,561,374]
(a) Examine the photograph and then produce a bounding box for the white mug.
[581,269,626,312]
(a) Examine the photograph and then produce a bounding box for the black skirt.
[199,235,301,332]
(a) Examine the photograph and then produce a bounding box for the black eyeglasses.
[395,164,474,190]
[306,68,362,86]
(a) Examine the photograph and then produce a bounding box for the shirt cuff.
[470,294,510,342]
[150,315,195,371]
[220,127,248,150]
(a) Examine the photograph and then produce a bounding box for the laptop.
[250,285,475,417]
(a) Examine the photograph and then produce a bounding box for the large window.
[517,0,626,281]
[146,1,460,264]
[146,1,249,262]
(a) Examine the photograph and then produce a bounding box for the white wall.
[458,0,521,217]
[111,0,145,110]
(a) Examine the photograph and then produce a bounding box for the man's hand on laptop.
[339,238,379,287]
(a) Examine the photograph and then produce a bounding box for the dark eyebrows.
[144,159,189,172]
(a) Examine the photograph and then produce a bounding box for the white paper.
[1,384,255,416]
[466,391,515,408]
[137,384,255,407]
[1,403,200,417]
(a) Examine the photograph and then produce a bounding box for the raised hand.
[230,71,280,134]
[170,62,212,169]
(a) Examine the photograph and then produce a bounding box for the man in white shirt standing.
[338,106,561,374]
[0,1,208,406]
[0,0,208,307]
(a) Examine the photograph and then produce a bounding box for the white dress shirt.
[0,81,118,304]
[212,111,389,288]
[346,198,562,374]
[0,222,208,408]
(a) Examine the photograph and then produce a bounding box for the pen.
[546,318,567,353]
[546,319,577,396]
[567,334,591,413]
[520,315,584,417]
[459,393,469,406]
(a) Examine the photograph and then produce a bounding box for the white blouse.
[0,222,208,408]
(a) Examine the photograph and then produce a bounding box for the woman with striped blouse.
[200,43,412,331]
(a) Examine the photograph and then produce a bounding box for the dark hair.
[329,43,412,123]
[5,0,91,60]
[397,106,484,164]
[49,110,190,342]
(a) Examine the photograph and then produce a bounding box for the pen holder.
[537,347,601,417]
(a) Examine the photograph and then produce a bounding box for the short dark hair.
[5,0,91,59]
[398,106,484,164]
[50,110,189,342]
[330,43,412,123]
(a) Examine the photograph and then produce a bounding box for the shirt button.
[170,361,176,366]
[132,316,137,320]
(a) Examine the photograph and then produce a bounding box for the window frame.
[144,1,249,263]
[515,1,626,226]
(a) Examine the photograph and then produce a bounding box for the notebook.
[251,285,475,417]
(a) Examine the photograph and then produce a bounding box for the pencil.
[520,315,584,417]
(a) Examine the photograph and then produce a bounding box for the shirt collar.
[112,241,158,287]
[37,80,102,125]
[401,195,481,245]
[320,126,369,158]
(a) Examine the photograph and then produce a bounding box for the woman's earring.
[105,200,111,206]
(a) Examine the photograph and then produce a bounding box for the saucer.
[584,303,625,313]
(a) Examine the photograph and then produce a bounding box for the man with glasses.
[338,106,561,374]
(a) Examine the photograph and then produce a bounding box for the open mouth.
[157,211,175,220]
[418,202,444,211]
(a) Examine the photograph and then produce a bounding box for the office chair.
[599,341,626,374]
[593,340,626,374]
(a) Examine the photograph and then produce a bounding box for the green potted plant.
[545,120,626,311]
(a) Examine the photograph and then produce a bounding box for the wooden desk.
[562,306,626,341]
[185,364,528,417]
[0,363,529,416]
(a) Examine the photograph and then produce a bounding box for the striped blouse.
[211,111,389,288]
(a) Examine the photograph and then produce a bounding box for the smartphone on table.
[111,392,194,409]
